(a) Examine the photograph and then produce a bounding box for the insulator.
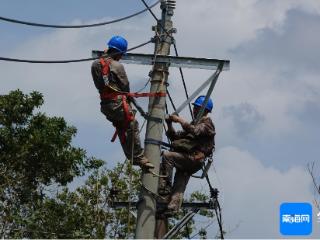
[166,0,176,10]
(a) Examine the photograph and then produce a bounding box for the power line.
[140,0,161,25]
[166,89,177,112]
[0,1,160,29]
[0,40,152,64]
[190,220,215,239]
[173,43,194,120]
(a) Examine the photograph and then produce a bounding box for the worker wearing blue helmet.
[91,36,154,169]
[158,95,216,215]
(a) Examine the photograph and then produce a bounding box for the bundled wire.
[0,1,160,28]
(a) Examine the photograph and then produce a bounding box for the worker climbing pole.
[135,0,176,238]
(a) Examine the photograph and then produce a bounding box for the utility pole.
[135,0,175,238]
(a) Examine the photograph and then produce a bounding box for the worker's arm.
[165,117,179,140]
[170,115,215,137]
[166,115,189,140]
[110,62,130,92]
[91,60,105,91]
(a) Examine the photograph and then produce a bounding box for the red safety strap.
[100,58,111,77]
[110,95,134,144]
[99,57,166,143]
[104,92,166,143]
[100,91,166,100]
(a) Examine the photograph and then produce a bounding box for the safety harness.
[99,57,166,144]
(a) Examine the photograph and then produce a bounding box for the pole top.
[161,0,176,16]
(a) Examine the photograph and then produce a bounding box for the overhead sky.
[1,0,320,238]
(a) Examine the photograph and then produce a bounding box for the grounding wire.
[0,1,160,28]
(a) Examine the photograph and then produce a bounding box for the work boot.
[133,156,154,169]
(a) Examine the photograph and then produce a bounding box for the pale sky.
[1,0,320,238]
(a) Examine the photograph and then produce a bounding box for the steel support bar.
[163,208,200,239]
[111,201,213,209]
[195,61,224,124]
[172,61,224,115]
[92,51,230,71]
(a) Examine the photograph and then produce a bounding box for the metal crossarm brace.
[91,51,230,71]
[172,60,225,115]
[194,61,224,123]
[163,208,200,239]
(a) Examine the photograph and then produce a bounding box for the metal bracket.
[91,52,230,71]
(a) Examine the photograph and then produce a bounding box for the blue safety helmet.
[192,95,214,112]
[107,36,128,54]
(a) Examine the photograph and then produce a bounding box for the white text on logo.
[282,214,310,224]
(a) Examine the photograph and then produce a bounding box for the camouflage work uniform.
[159,116,215,211]
[91,57,145,163]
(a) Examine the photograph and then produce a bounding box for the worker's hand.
[169,114,182,123]
[165,116,172,124]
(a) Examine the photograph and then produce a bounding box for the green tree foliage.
[0,90,216,239]
[0,90,103,237]
[7,162,140,239]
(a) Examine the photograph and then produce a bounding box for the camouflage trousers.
[159,151,204,211]
[100,100,144,163]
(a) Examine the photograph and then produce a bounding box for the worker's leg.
[101,102,153,168]
[167,170,190,211]
[167,153,203,212]
[158,151,181,196]
[121,119,143,161]
[100,100,124,123]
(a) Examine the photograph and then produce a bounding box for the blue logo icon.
[280,202,312,235]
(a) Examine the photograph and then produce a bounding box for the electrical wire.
[203,171,224,239]
[0,40,152,64]
[166,89,177,112]
[173,43,194,120]
[190,220,215,239]
[140,0,161,25]
[0,1,160,28]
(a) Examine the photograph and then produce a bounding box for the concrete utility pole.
[135,0,175,238]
